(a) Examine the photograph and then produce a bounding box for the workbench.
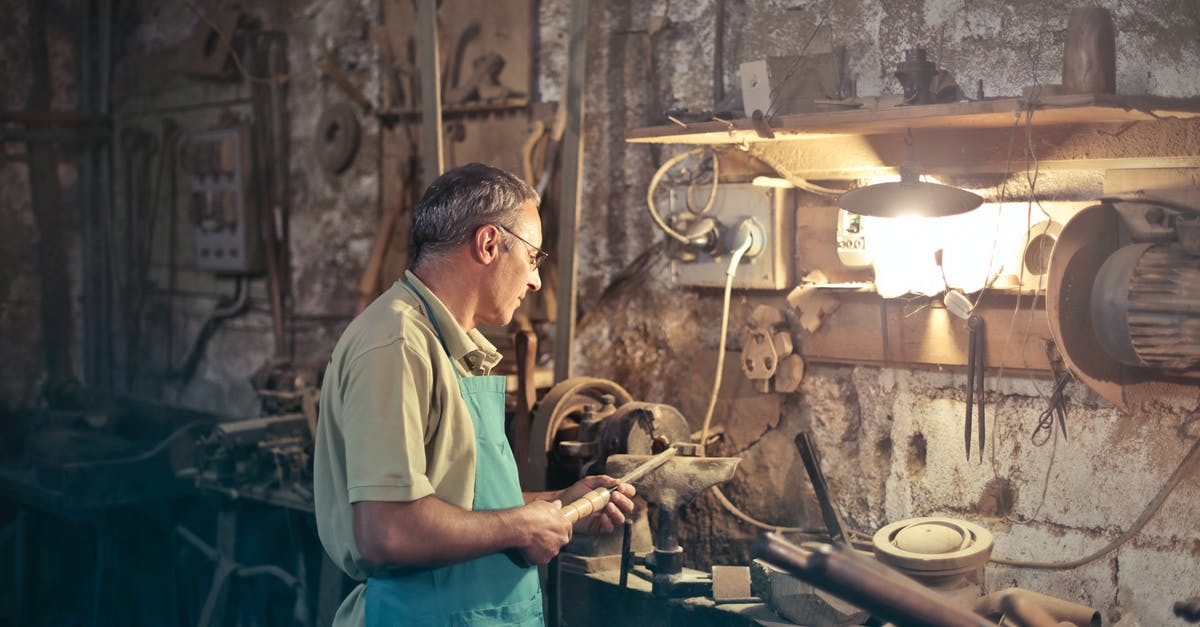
[558,567,796,627]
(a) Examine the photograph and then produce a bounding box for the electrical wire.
[741,147,848,197]
[696,229,820,533]
[990,434,1200,569]
[646,147,719,243]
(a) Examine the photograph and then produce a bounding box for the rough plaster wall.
[112,0,380,415]
[0,0,82,411]
[546,0,1200,624]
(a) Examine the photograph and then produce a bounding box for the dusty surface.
[3,0,1198,624]
[556,1,1200,625]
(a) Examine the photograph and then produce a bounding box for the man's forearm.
[354,496,526,568]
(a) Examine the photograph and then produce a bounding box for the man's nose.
[528,267,542,292]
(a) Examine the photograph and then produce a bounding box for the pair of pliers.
[965,315,985,461]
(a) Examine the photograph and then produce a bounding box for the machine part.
[669,183,793,289]
[964,315,985,461]
[974,588,1100,627]
[1062,7,1116,95]
[316,102,361,175]
[754,533,995,627]
[838,162,983,218]
[795,433,852,546]
[183,10,243,80]
[528,378,636,490]
[1020,220,1063,288]
[1090,243,1200,369]
[608,453,741,597]
[894,48,938,105]
[187,127,261,273]
[873,517,993,581]
[1176,596,1200,623]
[560,447,678,523]
[1046,203,1127,408]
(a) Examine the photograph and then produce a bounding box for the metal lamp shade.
[838,167,983,218]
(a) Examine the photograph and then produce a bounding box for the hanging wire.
[645,147,720,243]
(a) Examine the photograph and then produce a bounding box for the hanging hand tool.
[560,447,677,523]
[964,315,985,461]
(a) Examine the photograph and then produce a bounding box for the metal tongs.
[965,315,985,461]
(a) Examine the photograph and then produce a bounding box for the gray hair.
[409,163,539,267]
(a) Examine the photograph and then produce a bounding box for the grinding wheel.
[1045,203,1127,408]
[316,102,361,174]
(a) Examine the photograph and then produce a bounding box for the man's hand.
[513,499,573,565]
[560,475,637,535]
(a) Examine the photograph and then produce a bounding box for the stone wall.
[547,1,1200,625]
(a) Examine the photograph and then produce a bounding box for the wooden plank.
[417,0,443,187]
[553,0,588,383]
[625,94,1200,145]
[800,291,1054,372]
[732,120,1200,178]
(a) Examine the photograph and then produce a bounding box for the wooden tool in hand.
[560,447,678,523]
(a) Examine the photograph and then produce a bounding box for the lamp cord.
[991,433,1200,569]
[697,231,823,534]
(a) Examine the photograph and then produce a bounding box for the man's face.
[480,200,543,326]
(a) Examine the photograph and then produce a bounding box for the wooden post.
[417,0,443,187]
[553,0,588,383]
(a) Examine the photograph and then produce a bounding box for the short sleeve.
[341,340,437,503]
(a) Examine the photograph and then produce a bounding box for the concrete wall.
[547,1,1200,625]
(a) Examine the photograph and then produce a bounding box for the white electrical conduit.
[646,147,720,243]
[697,227,817,533]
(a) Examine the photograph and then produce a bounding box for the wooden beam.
[734,120,1200,179]
[553,0,588,383]
[625,94,1200,145]
[417,0,443,187]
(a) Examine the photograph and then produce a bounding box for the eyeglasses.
[494,224,550,271]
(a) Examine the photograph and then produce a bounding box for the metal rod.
[753,533,995,627]
[794,433,851,545]
[416,0,443,187]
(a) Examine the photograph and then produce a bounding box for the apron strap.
[403,278,462,381]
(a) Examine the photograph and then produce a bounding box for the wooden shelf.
[625,94,1200,145]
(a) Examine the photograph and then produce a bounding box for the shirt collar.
[403,270,502,375]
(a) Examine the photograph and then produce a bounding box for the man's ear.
[473,224,504,265]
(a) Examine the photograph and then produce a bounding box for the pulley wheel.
[316,102,361,174]
[528,377,634,491]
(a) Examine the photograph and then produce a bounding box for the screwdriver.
[559,447,678,523]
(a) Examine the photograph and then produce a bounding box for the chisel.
[559,447,678,523]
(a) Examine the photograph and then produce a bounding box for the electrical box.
[836,208,872,268]
[186,127,260,273]
[668,184,794,289]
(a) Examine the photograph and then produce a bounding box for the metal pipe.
[753,532,995,627]
[974,588,1100,627]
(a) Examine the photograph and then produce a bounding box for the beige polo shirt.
[313,271,503,626]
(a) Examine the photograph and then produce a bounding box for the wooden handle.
[560,487,612,524]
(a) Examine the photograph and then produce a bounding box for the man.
[314,163,635,627]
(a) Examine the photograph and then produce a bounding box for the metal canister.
[1062,7,1116,94]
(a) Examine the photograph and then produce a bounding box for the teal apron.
[364,279,544,626]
